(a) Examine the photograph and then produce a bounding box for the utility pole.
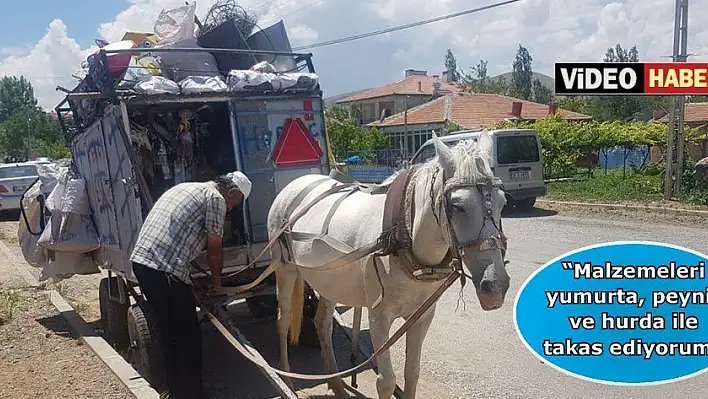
[664,0,689,200]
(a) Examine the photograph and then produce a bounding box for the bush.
[493,115,704,180]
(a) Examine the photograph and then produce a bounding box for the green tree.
[567,44,671,121]
[510,44,533,100]
[460,59,509,94]
[0,108,68,160]
[0,76,38,124]
[325,105,388,160]
[532,78,553,104]
[444,49,460,82]
[603,44,639,62]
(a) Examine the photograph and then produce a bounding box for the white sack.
[38,175,100,254]
[179,75,228,93]
[135,76,180,95]
[39,251,100,282]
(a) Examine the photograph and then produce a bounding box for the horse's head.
[427,131,510,311]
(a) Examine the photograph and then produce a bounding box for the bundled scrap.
[74,1,319,96]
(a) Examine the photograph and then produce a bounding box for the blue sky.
[1,1,127,50]
[1,0,707,109]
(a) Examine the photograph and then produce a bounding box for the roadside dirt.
[0,220,132,399]
[534,200,708,228]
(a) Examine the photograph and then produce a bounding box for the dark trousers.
[132,262,203,399]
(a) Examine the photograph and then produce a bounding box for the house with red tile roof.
[334,69,459,125]
[368,92,591,157]
[652,102,708,161]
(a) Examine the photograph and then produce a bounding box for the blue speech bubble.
[514,241,708,386]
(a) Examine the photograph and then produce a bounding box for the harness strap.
[213,181,358,280]
[381,170,411,255]
[221,237,386,296]
[202,269,461,381]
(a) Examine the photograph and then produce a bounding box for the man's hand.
[206,233,223,289]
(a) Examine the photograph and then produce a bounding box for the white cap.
[225,171,252,200]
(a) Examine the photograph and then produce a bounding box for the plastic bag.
[250,61,277,73]
[153,3,197,46]
[135,76,180,95]
[179,75,228,93]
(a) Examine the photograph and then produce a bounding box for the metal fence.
[338,149,405,183]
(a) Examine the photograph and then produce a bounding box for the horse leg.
[402,305,436,399]
[314,297,348,398]
[275,262,299,389]
[369,308,395,399]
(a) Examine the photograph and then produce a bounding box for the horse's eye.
[451,204,466,213]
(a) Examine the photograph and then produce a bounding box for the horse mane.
[380,138,494,192]
[419,138,495,184]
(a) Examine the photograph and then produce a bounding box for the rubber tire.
[245,294,278,318]
[99,277,129,350]
[516,197,536,212]
[127,301,166,392]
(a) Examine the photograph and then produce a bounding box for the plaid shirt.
[130,181,227,285]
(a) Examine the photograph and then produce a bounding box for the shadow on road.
[203,301,376,398]
[0,210,21,222]
[36,314,80,339]
[503,207,558,219]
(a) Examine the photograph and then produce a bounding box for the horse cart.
[22,33,511,399]
[17,43,375,397]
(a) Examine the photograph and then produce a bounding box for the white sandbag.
[38,212,100,254]
[227,70,281,92]
[39,251,100,282]
[58,178,90,215]
[18,180,48,269]
[280,73,319,91]
[18,164,64,269]
[135,76,180,95]
[179,75,228,93]
[38,175,100,254]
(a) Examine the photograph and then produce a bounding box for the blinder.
[439,175,507,260]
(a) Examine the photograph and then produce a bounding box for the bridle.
[431,167,508,262]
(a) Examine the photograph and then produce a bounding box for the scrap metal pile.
[67,1,319,101]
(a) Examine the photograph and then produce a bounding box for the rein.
[380,164,507,282]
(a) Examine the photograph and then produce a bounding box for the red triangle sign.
[271,118,324,168]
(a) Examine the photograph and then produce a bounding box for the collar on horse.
[379,165,507,282]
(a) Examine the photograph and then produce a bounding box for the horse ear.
[432,132,455,178]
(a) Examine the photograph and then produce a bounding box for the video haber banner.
[555,62,708,95]
[514,241,708,385]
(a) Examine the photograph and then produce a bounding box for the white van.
[410,128,546,211]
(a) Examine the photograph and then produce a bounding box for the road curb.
[537,199,708,217]
[0,239,159,399]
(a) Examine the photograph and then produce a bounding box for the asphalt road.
[204,209,708,399]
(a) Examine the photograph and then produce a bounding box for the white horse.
[267,131,510,398]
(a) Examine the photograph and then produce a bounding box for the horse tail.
[289,271,305,345]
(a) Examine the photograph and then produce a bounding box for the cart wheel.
[245,294,278,318]
[127,301,166,392]
[99,277,129,350]
[298,290,321,349]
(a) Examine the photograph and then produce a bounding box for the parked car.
[0,161,52,213]
[410,128,547,211]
